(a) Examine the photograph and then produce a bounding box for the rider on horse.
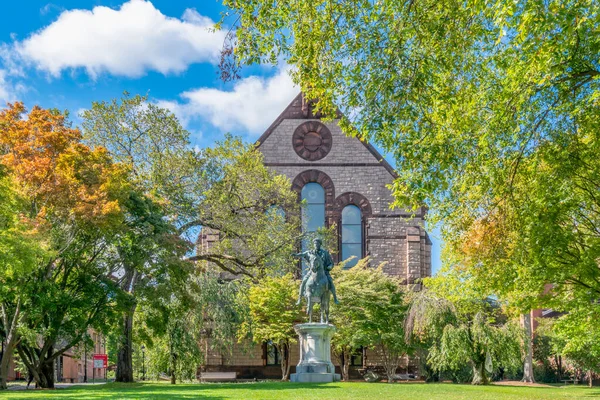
[294,238,339,305]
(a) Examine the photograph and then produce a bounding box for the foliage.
[240,273,302,380]
[406,281,522,385]
[0,102,130,388]
[137,270,246,383]
[186,137,302,279]
[221,0,600,323]
[541,305,600,386]
[81,92,199,216]
[331,259,410,382]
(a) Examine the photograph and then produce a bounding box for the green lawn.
[0,381,598,400]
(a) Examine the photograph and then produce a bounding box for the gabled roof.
[256,92,398,178]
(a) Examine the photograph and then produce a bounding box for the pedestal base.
[289,323,340,383]
[290,372,341,383]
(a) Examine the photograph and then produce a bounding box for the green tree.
[82,93,198,383]
[138,270,246,384]
[0,171,47,390]
[82,94,301,382]
[240,274,301,380]
[221,0,600,331]
[103,191,192,383]
[544,305,600,387]
[0,103,130,388]
[406,285,522,385]
[331,259,410,382]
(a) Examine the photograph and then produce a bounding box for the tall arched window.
[341,205,362,268]
[301,183,325,271]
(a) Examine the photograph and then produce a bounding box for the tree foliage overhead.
[222,0,600,309]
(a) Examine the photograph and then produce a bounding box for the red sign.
[93,354,108,368]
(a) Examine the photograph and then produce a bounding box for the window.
[301,183,325,271]
[341,205,362,268]
[301,183,325,232]
[351,347,364,366]
[265,341,280,365]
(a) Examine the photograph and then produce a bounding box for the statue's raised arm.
[292,251,309,260]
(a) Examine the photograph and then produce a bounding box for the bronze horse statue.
[294,238,337,324]
[304,252,331,323]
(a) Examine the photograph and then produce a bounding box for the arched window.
[341,205,362,268]
[301,183,325,271]
[301,183,325,231]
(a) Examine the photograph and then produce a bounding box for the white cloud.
[15,0,225,78]
[0,70,10,102]
[157,68,298,136]
[0,70,18,104]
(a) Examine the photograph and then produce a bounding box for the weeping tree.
[406,288,522,385]
[138,270,246,384]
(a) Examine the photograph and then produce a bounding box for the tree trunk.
[279,342,290,381]
[19,345,56,389]
[589,370,593,388]
[170,352,177,384]
[554,355,562,381]
[116,304,136,382]
[522,313,535,383]
[380,346,399,383]
[472,363,489,385]
[36,359,55,389]
[0,340,17,390]
[341,349,351,382]
[0,298,21,390]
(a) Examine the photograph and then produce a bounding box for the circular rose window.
[292,121,332,161]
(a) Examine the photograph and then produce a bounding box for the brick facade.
[202,93,431,378]
[257,93,431,282]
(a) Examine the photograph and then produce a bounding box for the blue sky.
[0,0,442,273]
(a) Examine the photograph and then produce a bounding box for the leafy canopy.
[221,0,600,310]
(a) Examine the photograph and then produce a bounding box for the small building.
[2,328,106,384]
[199,93,432,378]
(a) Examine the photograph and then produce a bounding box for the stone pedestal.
[290,323,341,383]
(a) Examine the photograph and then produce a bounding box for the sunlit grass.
[0,381,597,400]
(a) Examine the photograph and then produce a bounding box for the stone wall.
[199,94,432,378]
[258,116,431,283]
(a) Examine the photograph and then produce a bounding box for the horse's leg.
[307,297,313,323]
[325,293,330,324]
[320,292,329,324]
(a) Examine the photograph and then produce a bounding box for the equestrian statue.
[293,238,339,324]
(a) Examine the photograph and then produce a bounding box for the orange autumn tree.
[0,102,127,224]
[0,103,129,389]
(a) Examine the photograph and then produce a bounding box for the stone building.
[201,93,432,378]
